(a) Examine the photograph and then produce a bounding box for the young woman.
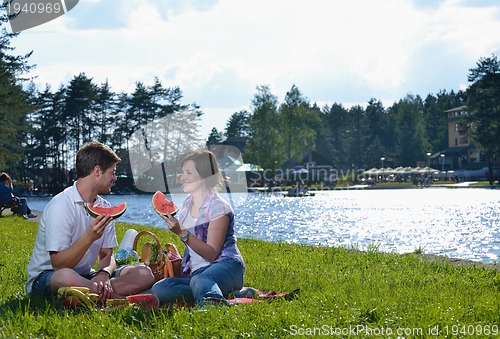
[151,149,245,307]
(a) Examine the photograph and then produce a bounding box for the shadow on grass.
[0,293,65,315]
[0,293,174,328]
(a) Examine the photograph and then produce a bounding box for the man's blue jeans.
[151,258,244,306]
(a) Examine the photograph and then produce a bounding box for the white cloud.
[11,0,500,137]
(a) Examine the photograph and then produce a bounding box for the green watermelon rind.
[152,191,179,217]
[84,202,127,219]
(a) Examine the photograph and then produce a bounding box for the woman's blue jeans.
[151,259,244,306]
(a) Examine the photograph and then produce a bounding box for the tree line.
[2,13,499,193]
[209,85,465,175]
[24,73,202,193]
[210,61,499,184]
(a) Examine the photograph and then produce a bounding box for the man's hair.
[181,149,223,192]
[0,172,11,183]
[76,142,121,178]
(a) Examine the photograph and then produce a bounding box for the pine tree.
[466,54,500,185]
[0,14,34,174]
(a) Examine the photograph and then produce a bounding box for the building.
[430,106,484,176]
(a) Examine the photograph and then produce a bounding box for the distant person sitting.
[0,172,37,219]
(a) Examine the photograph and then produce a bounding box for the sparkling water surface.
[27,188,500,264]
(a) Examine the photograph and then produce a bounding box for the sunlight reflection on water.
[28,188,500,263]
[236,188,500,263]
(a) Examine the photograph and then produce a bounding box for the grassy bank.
[0,215,499,338]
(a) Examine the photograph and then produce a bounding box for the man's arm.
[50,214,113,270]
[96,247,117,275]
[91,247,118,300]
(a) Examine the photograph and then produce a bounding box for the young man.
[26,142,154,301]
[0,172,37,218]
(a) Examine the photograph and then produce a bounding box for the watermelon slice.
[126,294,159,311]
[85,202,127,219]
[152,191,179,217]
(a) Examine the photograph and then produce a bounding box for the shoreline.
[408,253,499,271]
[250,181,499,192]
[14,181,499,198]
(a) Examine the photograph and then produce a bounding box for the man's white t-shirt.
[26,182,118,293]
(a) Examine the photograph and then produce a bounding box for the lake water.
[27,188,500,264]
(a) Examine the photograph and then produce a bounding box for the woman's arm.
[162,214,229,262]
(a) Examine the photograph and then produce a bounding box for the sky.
[7,0,500,138]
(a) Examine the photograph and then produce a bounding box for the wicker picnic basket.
[164,243,182,278]
[132,230,182,282]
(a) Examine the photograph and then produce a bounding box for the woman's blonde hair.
[182,149,224,192]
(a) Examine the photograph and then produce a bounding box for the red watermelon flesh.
[85,202,127,219]
[152,191,179,216]
[126,294,159,311]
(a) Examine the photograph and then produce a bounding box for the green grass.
[1,215,499,338]
[470,181,500,187]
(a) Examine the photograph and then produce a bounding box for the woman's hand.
[161,213,183,236]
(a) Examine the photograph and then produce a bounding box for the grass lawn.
[0,214,499,338]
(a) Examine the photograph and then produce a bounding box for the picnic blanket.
[58,286,300,311]
[126,287,300,310]
[226,287,301,304]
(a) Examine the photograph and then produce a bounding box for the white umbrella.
[403,166,417,173]
[362,167,379,175]
[290,168,309,174]
[236,163,263,172]
[418,166,438,174]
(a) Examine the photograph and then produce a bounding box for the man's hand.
[88,214,113,240]
[92,270,113,300]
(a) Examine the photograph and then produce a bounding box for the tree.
[393,95,430,166]
[466,54,500,184]
[279,85,320,163]
[244,85,283,173]
[93,80,116,144]
[346,105,366,169]
[225,110,250,139]
[126,79,192,150]
[150,80,188,119]
[127,81,152,134]
[223,110,251,152]
[64,73,98,153]
[206,127,224,146]
[320,103,350,169]
[467,54,500,82]
[423,92,451,155]
[26,84,67,186]
[0,15,34,174]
